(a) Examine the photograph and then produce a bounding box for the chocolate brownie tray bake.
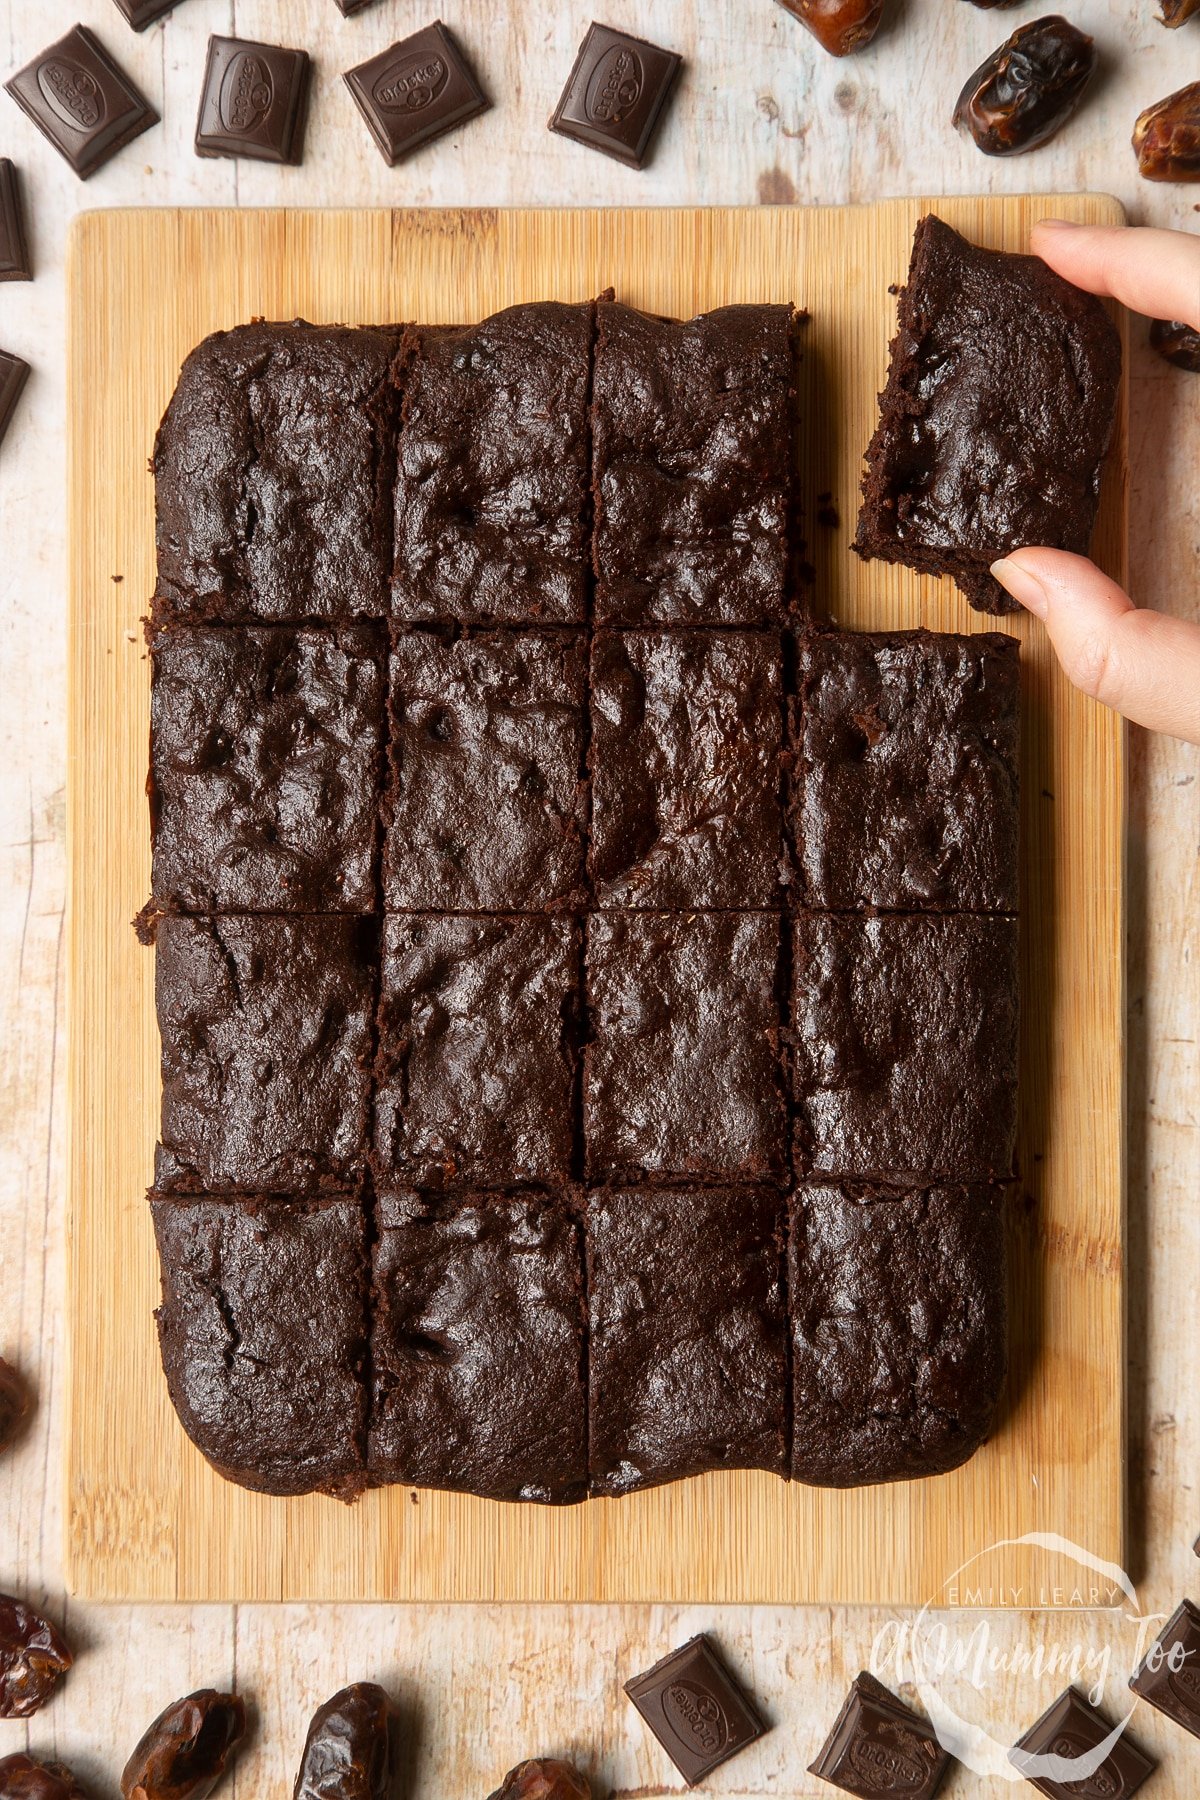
[142,232,1031,1507]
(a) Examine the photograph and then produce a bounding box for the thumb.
[990,548,1200,745]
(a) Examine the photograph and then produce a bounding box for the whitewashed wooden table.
[1,1,1197,1794]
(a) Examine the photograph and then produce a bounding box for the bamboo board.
[66,199,1127,1604]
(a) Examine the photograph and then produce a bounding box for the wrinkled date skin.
[954,15,1097,155]
[0,1596,73,1718]
[777,0,888,56]
[120,1690,247,1800]
[292,1683,397,1800]
[486,1760,591,1800]
[1133,82,1200,180]
[0,1753,90,1800]
[961,1,1022,8]
[1150,319,1200,371]
[1159,0,1200,23]
[0,1357,29,1453]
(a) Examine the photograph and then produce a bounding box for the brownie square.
[368,1187,586,1502]
[151,1194,368,1497]
[793,627,1020,912]
[792,913,1018,1183]
[374,914,579,1186]
[585,911,784,1182]
[150,625,386,913]
[393,302,592,623]
[156,914,377,1193]
[790,1182,1008,1487]
[590,630,785,908]
[586,1187,788,1494]
[592,300,795,625]
[154,322,404,622]
[384,630,587,911]
[854,215,1122,615]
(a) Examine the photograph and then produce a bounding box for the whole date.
[293,1683,398,1800]
[0,1753,89,1800]
[0,1596,73,1718]
[777,0,888,56]
[1133,83,1200,180]
[1150,319,1200,371]
[953,15,1096,155]
[1159,0,1200,23]
[487,1760,591,1800]
[0,1357,28,1453]
[121,1690,246,1800]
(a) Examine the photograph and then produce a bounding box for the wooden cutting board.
[66,198,1127,1604]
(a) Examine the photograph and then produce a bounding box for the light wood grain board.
[66,198,1126,1605]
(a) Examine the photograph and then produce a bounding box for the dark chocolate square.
[393,303,593,625]
[334,0,381,13]
[155,913,378,1194]
[790,1183,1008,1487]
[195,36,311,165]
[590,629,784,908]
[1129,1598,1200,1739]
[584,911,784,1183]
[153,322,404,623]
[0,352,30,450]
[5,26,157,180]
[625,1635,767,1785]
[368,1187,586,1502]
[592,300,795,625]
[549,22,681,169]
[1011,1686,1156,1799]
[112,0,186,28]
[151,1193,367,1497]
[0,162,30,281]
[383,630,587,911]
[149,625,386,914]
[810,1671,951,1798]
[374,914,579,1187]
[854,215,1122,615]
[344,24,488,166]
[792,913,1019,1183]
[793,628,1020,912]
[586,1187,787,1494]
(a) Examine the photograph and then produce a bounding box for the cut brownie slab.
[156,914,377,1193]
[790,1182,1007,1486]
[153,322,404,622]
[585,911,785,1183]
[586,1187,788,1494]
[369,1187,586,1502]
[792,627,1019,912]
[854,214,1121,614]
[384,630,587,911]
[793,913,1018,1183]
[373,914,579,1187]
[151,1194,368,1497]
[590,630,785,909]
[150,625,386,913]
[592,300,795,625]
[393,302,592,624]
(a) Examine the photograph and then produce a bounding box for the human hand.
[988,220,1200,744]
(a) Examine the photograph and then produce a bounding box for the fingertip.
[990,556,1048,618]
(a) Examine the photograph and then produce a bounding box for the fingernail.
[991,557,1048,619]
[1035,218,1077,231]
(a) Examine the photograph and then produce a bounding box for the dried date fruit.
[953,15,1097,155]
[1159,0,1200,23]
[0,1596,73,1718]
[121,1690,246,1800]
[777,0,888,56]
[0,1357,29,1452]
[293,1682,398,1800]
[1150,318,1200,370]
[486,1761,591,1800]
[1133,82,1200,180]
[961,1,1022,7]
[0,1752,90,1800]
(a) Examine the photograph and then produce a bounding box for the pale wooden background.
[1,1,1197,1796]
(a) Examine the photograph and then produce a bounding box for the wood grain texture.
[66,196,1126,1607]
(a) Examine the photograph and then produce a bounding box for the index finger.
[1031,221,1200,330]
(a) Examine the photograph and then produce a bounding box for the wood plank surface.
[66,196,1127,1606]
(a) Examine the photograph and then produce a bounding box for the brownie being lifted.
[592,300,796,624]
[855,215,1121,614]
